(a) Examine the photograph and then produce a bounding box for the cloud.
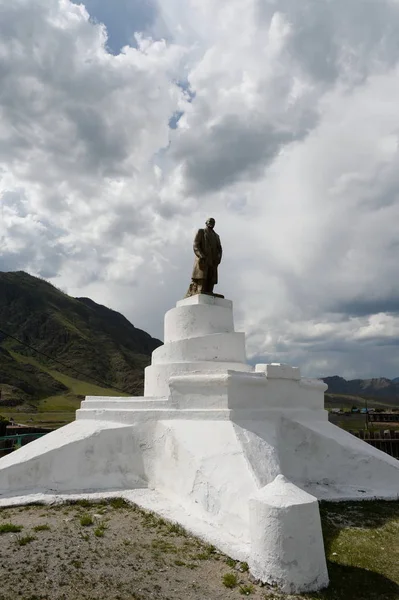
[72,0,157,53]
[2,0,399,379]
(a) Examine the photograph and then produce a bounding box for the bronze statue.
[185,218,223,297]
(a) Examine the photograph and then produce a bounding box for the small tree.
[0,415,10,437]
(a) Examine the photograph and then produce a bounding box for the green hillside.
[325,393,396,411]
[0,271,162,425]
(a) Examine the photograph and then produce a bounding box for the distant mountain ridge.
[0,271,162,408]
[323,375,399,406]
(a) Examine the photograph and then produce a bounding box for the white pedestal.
[144,295,250,397]
[1,295,398,594]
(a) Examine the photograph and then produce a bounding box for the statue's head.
[206,218,215,229]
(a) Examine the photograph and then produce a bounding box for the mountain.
[323,375,399,407]
[0,271,162,410]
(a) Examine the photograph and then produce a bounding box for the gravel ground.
[0,499,275,600]
[1,499,398,600]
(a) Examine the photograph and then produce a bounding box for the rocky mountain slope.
[323,375,399,407]
[0,271,162,409]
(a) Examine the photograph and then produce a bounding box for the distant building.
[369,413,399,423]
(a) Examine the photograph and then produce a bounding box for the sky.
[2,0,399,379]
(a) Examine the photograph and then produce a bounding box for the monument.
[185,217,223,297]
[0,221,398,593]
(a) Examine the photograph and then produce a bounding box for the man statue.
[185,218,223,297]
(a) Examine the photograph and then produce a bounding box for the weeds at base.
[16,534,36,546]
[223,572,238,588]
[0,523,23,534]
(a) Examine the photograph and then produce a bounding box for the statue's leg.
[201,274,211,295]
[206,266,216,295]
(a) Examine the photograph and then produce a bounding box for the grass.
[0,523,23,534]
[9,351,126,398]
[1,411,77,427]
[94,527,105,537]
[109,498,129,510]
[239,584,254,595]
[33,524,50,532]
[222,572,238,588]
[166,521,187,536]
[151,539,179,554]
[79,514,94,527]
[0,498,398,600]
[2,351,129,428]
[174,559,186,566]
[16,534,36,546]
[70,559,82,569]
[94,520,108,537]
[325,393,395,411]
[304,500,399,600]
[35,394,82,412]
[192,544,218,561]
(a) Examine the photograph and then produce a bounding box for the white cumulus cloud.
[2,0,399,379]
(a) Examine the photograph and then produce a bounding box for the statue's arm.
[217,235,223,264]
[193,229,205,259]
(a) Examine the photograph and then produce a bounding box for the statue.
[185,218,223,297]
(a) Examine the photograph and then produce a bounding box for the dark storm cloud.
[332,297,399,318]
[172,116,310,194]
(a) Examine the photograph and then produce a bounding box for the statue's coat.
[191,227,222,284]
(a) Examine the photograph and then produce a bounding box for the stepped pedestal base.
[0,295,398,594]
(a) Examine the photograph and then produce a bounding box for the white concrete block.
[144,361,252,397]
[249,475,329,593]
[168,371,267,410]
[151,332,247,364]
[256,363,301,380]
[176,294,232,309]
[164,304,234,342]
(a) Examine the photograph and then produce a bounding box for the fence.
[349,429,399,459]
[368,413,399,423]
[0,433,47,458]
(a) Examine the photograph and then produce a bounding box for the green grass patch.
[0,523,23,534]
[94,528,105,537]
[1,411,77,428]
[239,584,254,595]
[151,539,178,554]
[225,557,236,568]
[79,514,94,527]
[33,524,50,532]
[167,521,187,536]
[222,572,238,589]
[192,545,217,561]
[109,497,129,509]
[5,351,128,428]
[305,500,399,600]
[35,393,82,412]
[16,534,36,546]
[70,559,82,569]
[174,559,186,566]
